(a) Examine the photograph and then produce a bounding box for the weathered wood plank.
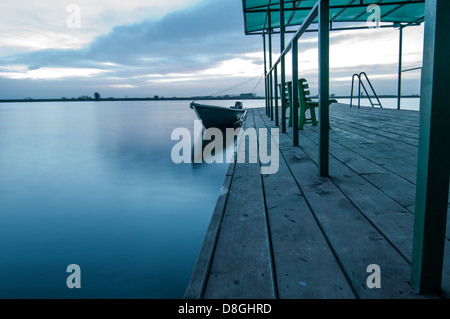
[302,125,418,213]
[335,110,420,138]
[187,107,445,299]
[329,121,418,162]
[318,123,418,177]
[332,117,418,148]
[295,129,416,261]
[203,162,275,298]
[203,109,275,299]
[184,174,232,299]
[282,147,423,298]
[253,112,355,298]
[258,108,425,298]
[332,105,420,129]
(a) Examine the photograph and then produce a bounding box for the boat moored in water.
[190,101,246,129]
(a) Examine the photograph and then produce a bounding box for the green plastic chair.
[279,78,337,130]
[278,82,293,127]
[298,78,337,130]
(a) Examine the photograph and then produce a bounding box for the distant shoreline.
[0,95,420,103]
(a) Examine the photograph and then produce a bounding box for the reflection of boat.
[190,101,246,129]
[190,126,236,167]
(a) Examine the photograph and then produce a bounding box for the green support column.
[397,25,403,110]
[263,33,268,116]
[265,77,269,116]
[292,39,299,147]
[411,0,450,294]
[274,66,279,126]
[268,12,274,121]
[318,0,330,177]
[280,0,286,133]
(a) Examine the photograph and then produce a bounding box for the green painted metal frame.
[268,12,274,121]
[251,0,427,175]
[274,66,279,126]
[246,0,425,117]
[247,22,419,35]
[261,1,325,169]
[244,0,449,295]
[292,39,299,146]
[318,0,330,177]
[242,0,425,35]
[411,0,450,294]
[397,24,403,110]
[263,32,268,115]
[396,21,423,110]
[280,0,287,133]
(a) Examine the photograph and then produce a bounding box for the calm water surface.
[0,98,417,298]
[0,100,248,298]
[336,97,420,111]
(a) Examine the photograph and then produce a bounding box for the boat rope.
[247,74,264,96]
[208,73,264,98]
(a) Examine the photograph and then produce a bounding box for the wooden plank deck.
[185,104,449,299]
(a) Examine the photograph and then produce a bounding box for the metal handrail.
[350,72,383,108]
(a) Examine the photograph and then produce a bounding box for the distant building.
[239,93,256,99]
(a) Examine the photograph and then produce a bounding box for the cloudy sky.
[0,0,424,99]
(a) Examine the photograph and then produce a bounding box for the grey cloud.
[3,0,262,76]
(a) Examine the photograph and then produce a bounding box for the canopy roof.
[242,0,425,34]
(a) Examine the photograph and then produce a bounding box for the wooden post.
[318,0,330,177]
[411,0,450,294]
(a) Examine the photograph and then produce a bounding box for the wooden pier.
[185,104,449,299]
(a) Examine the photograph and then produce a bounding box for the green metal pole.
[411,0,450,294]
[292,39,299,147]
[274,66,279,126]
[397,25,403,110]
[280,0,286,133]
[263,32,268,115]
[268,12,274,121]
[318,0,330,177]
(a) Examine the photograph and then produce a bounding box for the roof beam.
[331,0,357,22]
[263,0,273,30]
[244,1,425,13]
[381,3,408,19]
[267,0,318,75]
[247,22,408,35]
[286,1,303,26]
[352,0,383,21]
[244,0,425,33]
[244,0,298,11]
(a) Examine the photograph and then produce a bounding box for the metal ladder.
[350,72,383,108]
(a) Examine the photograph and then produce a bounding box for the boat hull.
[190,103,246,129]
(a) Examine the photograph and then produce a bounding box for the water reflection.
[190,127,237,168]
[0,101,230,298]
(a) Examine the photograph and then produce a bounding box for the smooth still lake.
[0,100,256,299]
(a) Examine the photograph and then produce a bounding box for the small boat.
[190,101,246,129]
